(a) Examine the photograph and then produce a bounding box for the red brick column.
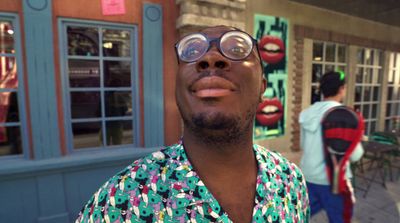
[291,37,304,151]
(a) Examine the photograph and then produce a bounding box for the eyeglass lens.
[177,31,254,62]
[220,32,253,60]
[177,34,208,62]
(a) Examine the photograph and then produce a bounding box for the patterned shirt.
[76,143,310,223]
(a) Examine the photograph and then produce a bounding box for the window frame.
[0,13,29,159]
[353,47,384,135]
[305,41,392,136]
[58,18,140,153]
[310,41,348,104]
[384,52,400,132]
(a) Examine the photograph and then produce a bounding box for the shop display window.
[0,16,27,157]
[61,21,138,150]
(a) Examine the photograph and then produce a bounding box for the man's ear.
[340,85,346,96]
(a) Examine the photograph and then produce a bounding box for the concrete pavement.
[280,151,400,223]
[311,167,400,222]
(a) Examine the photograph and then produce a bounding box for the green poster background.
[253,14,289,140]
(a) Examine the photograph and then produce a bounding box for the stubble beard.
[179,105,257,147]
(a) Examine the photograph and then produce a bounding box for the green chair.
[370,131,400,181]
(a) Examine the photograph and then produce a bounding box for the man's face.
[175,26,266,137]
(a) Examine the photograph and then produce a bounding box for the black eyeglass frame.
[174,30,263,68]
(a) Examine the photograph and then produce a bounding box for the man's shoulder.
[299,102,321,116]
[88,143,181,196]
[299,101,343,123]
[254,144,310,220]
[254,144,292,165]
[117,143,182,178]
[254,144,305,180]
[75,143,182,222]
[132,143,179,163]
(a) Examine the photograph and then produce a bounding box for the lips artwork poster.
[253,14,288,140]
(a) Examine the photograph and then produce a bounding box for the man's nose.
[195,47,231,72]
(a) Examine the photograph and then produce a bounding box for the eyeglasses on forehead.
[175,30,261,63]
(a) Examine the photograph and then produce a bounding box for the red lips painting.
[254,14,288,140]
[259,35,285,65]
[256,98,284,126]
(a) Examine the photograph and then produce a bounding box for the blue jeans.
[307,182,353,223]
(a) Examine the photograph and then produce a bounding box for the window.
[311,41,347,104]
[385,52,400,133]
[61,21,138,151]
[353,48,383,135]
[0,16,27,157]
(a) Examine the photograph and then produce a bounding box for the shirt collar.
[167,143,213,204]
[165,143,228,221]
[166,143,275,219]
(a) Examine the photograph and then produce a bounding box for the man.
[299,71,364,223]
[76,26,309,223]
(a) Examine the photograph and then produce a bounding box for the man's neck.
[181,128,258,223]
[323,95,342,103]
[181,128,257,177]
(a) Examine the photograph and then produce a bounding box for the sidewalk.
[281,151,400,223]
[311,176,400,222]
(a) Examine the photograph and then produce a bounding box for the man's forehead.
[199,26,237,37]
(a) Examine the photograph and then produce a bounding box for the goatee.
[182,109,255,147]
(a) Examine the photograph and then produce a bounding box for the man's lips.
[256,98,283,126]
[259,35,285,64]
[190,76,237,98]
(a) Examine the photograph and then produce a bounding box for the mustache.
[192,70,230,83]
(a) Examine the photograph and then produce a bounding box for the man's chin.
[185,112,243,145]
[191,112,238,130]
[181,110,255,146]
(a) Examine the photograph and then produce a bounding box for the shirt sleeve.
[74,179,118,223]
[293,164,311,222]
[75,193,96,223]
[300,172,311,222]
[350,143,364,162]
[74,185,106,223]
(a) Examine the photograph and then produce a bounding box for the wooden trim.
[143,3,164,147]
[22,1,61,159]
[294,25,400,51]
[162,0,181,145]
[378,51,391,130]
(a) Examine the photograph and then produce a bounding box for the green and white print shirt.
[76,143,310,223]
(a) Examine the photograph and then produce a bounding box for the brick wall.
[176,0,247,35]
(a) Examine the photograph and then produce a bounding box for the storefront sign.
[102,0,126,15]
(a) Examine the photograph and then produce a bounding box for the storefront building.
[0,0,399,222]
